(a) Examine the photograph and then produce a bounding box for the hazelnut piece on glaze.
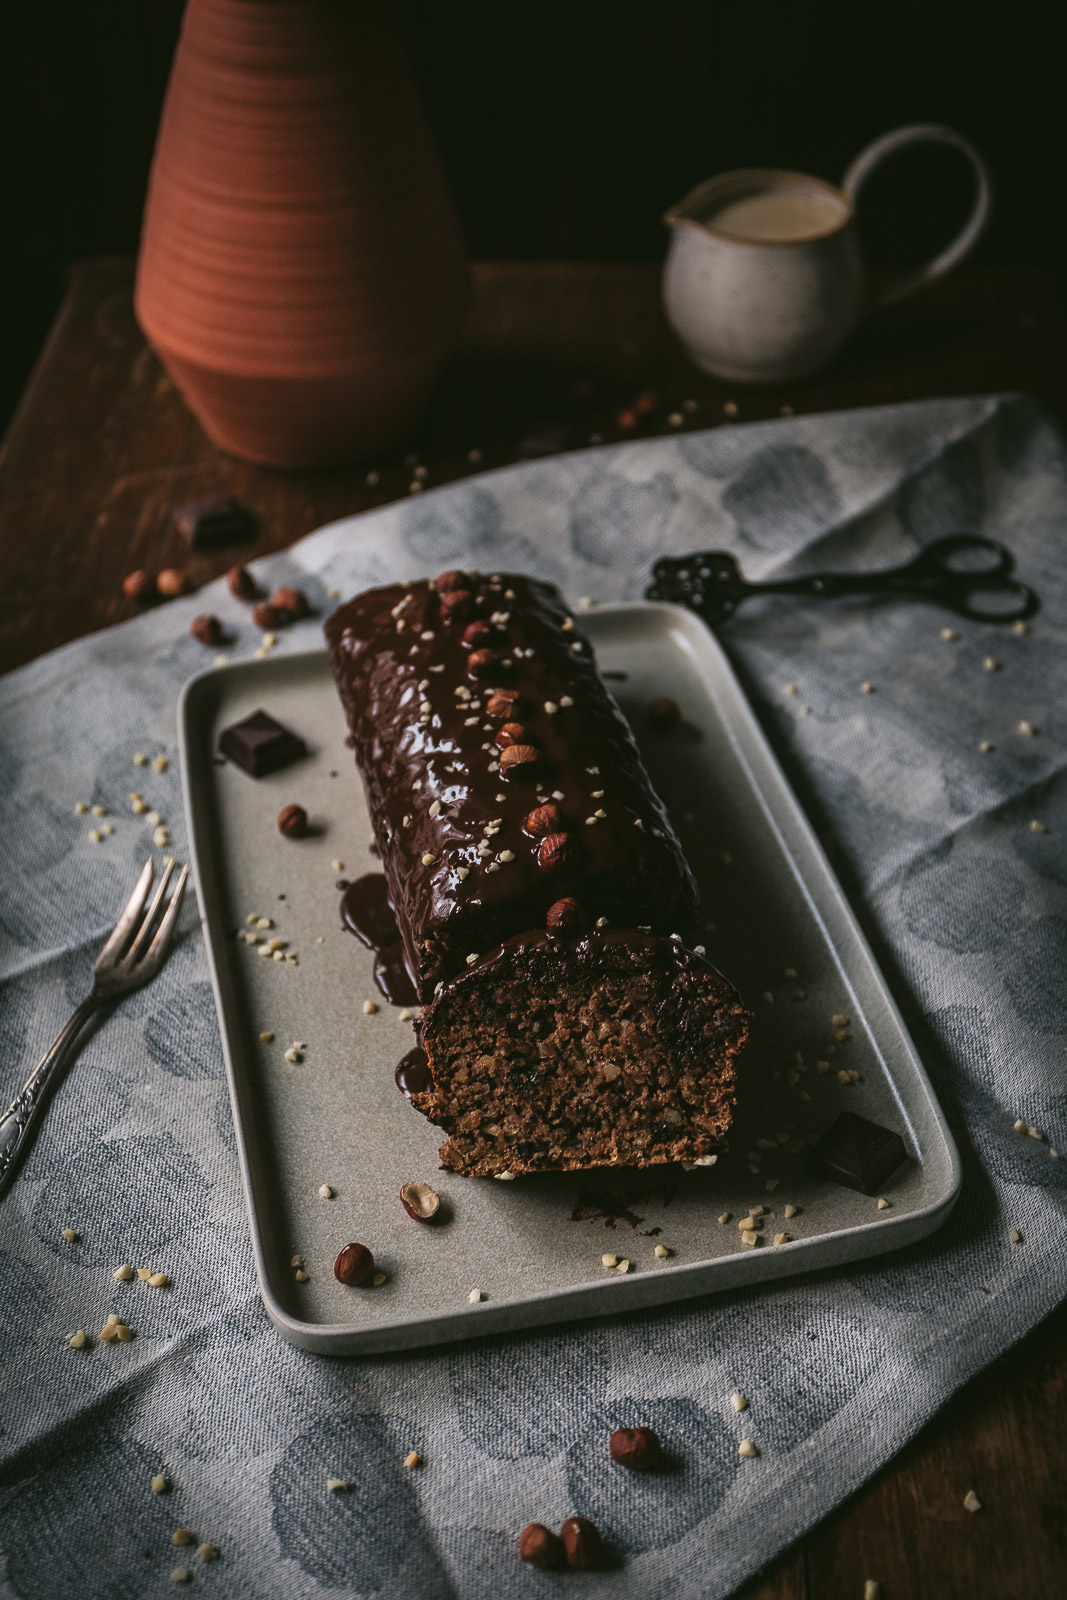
[546,897,584,931]
[648,695,682,734]
[537,831,571,871]
[519,1524,564,1568]
[333,1242,375,1285]
[462,622,494,651]
[486,690,521,718]
[609,1425,661,1469]
[277,803,308,838]
[438,588,473,625]
[227,563,258,600]
[560,1517,602,1569]
[498,742,540,778]
[495,722,528,749]
[122,569,156,603]
[271,585,310,619]
[400,1181,441,1222]
[434,570,472,594]
[523,802,561,837]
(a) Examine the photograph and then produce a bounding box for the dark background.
[1,0,1062,431]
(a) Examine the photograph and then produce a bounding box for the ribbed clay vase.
[135,0,469,468]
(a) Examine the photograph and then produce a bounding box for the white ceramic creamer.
[662,123,992,384]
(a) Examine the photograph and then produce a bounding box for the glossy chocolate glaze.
[395,1046,432,1098]
[325,573,699,999]
[340,874,420,1006]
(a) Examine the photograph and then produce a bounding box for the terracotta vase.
[135,0,469,468]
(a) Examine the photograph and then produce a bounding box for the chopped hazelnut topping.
[318,1184,333,1199]
[172,1529,193,1546]
[653,1244,670,1259]
[1018,720,1036,736]
[773,1232,789,1246]
[1009,1228,1023,1244]
[68,1329,87,1349]
[468,1288,485,1303]
[326,1478,350,1493]
[601,1253,618,1267]
[738,1440,759,1458]
[615,1258,631,1273]
[405,1451,421,1468]
[362,999,378,1014]
[731,1393,747,1411]
[963,1490,982,1513]
[61,1228,78,1242]
[294,1269,309,1282]
[152,1474,170,1494]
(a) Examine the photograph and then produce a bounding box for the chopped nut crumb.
[198,1544,218,1562]
[1009,1228,1022,1244]
[1012,619,1029,636]
[362,999,378,1014]
[738,1439,758,1457]
[773,1232,789,1246]
[133,752,148,766]
[372,1272,387,1286]
[1017,720,1036,736]
[172,1529,193,1546]
[152,1474,170,1494]
[653,1244,670,1259]
[731,1393,747,1412]
[963,1489,982,1513]
[326,1478,350,1493]
[148,1271,169,1288]
[940,627,959,642]
[860,681,874,695]
[404,1451,421,1468]
[153,755,169,773]
[615,1258,632,1273]
[171,1569,191,1584]
[601,1253,618,1267]
[864,1584,883,1600]
[1029,819,1047,833]
[718,1212,731,1224]
[295,1269,309,1282]
[61,1228,78,1242]
[259,1031,274,1042]
[319,1184,333,1199]
[468,1288,485,1303]
[783,1204,798,1219]
[741,1230,758,1247]
[68,1329,87,1349]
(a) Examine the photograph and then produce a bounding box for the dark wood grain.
[0,258,1065,1599]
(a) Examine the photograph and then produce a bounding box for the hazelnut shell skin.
[227,564,258,600]
[519,1523,564,1568]
[333,1242,374,1286]
[546,896,584,931]
[609,1425,661,1469]
[271,585,310,619]
[560,1517,602,1569]
[252,601,286,630]
[190,614,223,646]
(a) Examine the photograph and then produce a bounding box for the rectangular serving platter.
[178,602,961,1355]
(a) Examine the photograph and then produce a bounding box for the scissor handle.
[902,534,1014,581]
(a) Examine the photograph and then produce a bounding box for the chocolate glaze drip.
[395,1046,431,1099]
[325,572,699,1000]
[340,873,420,1006]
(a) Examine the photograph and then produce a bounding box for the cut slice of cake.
[417,927,749,1177]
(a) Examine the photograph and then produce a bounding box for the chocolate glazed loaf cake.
[326,569,750,1176]
[326,571,700,998]
[417,928,748,1177]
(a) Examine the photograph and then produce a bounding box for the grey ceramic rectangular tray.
[178,602,961,1355]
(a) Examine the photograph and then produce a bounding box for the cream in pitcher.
[662,124,992,384]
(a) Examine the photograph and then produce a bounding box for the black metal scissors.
[646,535,1039,628]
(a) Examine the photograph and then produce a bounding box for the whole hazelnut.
[462,621,493,651]
[253,601,286,630]
[537,831,571,871]
[227,563,258,600]
[333,1242,375,1286]
[277,803,308,839]
[560,1517,601,1570]
[546,897,584,931]
[648,695,682,734]
[122,569,156,603]
[523,802,561,838]
[156,568,191,598]
[519,1523,563,1568]
[609,1425,661,1469]
[400,1180,441,1222]
[435,570,472,594]
[438,588,473,625]
[495,722,528,750]
[271,585,310,619]
[498,742,540,778]
[468,647,510,680]
[190,614,223,646]
[486,690,521,718]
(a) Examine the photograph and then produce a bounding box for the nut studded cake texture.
[325,571,700,999]
[418,929,748,1177]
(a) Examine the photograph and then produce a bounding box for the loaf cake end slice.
[417,928,749,1177]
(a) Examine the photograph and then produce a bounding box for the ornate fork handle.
[0,994,102,1196]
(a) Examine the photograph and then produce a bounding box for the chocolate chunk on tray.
[418,927,748,1177]
[807,1111,908,1194]
[218,709,306,778]
[175,494,258,549]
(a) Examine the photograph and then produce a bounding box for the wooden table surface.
[1,258,1065,1596]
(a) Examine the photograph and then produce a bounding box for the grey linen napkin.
[0,394,1064,1600]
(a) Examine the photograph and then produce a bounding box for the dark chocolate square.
[807,1112,907,1195]
[219,710,307,778]
[175,495,258,550]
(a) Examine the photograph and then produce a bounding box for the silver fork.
[0,858,189,1199]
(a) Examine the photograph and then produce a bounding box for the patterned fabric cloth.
[0,394,1064,1599]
